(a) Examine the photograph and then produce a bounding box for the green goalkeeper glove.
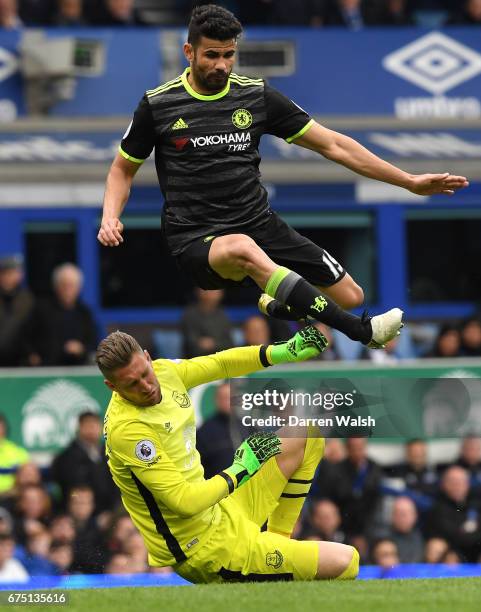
[269,325,329,365]
[221,432,281,490]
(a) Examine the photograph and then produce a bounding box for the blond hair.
[95,331,142,379]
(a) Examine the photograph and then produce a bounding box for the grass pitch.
[43,578,480,612]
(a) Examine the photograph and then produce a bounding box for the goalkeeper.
[97,328,359,582]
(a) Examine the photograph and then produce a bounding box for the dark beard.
[194,67,229,92]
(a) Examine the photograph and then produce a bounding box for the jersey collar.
[181,67,230,101]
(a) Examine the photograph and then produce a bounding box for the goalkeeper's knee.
[335,547,359,581]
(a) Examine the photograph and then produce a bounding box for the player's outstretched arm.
[293,121,469,196]
[98,154,141,247]
[174,326,329,389]
[113,424,280,518]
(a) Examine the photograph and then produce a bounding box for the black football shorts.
[176,211,346,290]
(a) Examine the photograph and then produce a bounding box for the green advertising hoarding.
[0,359,480,454]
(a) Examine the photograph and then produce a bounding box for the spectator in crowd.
[52,0,86,25]
[95,0,143,25]
[310,438,346,499]
[238,0,275,25]
[67,486,106,573]
[370,538,400,569]
[122,530,148,573]
[409,0,456,8]
[49,514,76,547]
[322,0,372,28]
[0,414,29,496]
[426,323,461,358]
[368,0,414,24]
[455,436,481,501]
[81,0,102,21]
[14,462,42,490]
[444,549,461,564]
[446,0,481,24]
[0,255,35,367]
[271,0,324,26]
[48,541,73,574]
[0,0,23,28]
[0,533,28,583]
[376,496,424,563]
[425,465,481,562]
[50,411,119,515]
[322,437,382,540]
[242,315,271,346]
[459,317,481,357]
[105,552,135,574]
[235,0,275,25]
[180,288,234,358]
[386,439,438,502]
[105,514,136,556]
[13,484,52,546]
[18,0,54,25]
[17,527,58,575]
[196,382,248,478]
[424,537,449,563]
[0,508,13,536]
[305,499,346,543]
[31,263,97,366]
[324,438,347,463]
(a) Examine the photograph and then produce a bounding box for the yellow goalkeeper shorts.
[174,457,319,583]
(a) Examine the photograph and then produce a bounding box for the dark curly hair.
[188,4,242,47]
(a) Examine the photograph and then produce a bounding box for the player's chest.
[155,103,265,156]
[144,385,196,455]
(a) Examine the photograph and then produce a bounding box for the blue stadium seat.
[152,329,182,360]
[232,327,245,347]
[332,330,363,361]
[393,324,416,359]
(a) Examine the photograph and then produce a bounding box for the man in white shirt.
[0,534,29,583]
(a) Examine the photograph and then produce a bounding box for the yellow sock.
[336,547,359,580]
[268,435,324,537]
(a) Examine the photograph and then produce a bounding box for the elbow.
[174,504,199,519]
[172,492,204,517]
[322,141,344,163]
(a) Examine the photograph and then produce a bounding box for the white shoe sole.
[368,308,404,349]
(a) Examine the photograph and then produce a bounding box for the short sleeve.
[264,83,314,143]
[119,94,156,163]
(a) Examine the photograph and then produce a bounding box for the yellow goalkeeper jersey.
[103,346,270,567]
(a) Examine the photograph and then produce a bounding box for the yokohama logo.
[191,132,251,148]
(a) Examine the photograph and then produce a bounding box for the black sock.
[264,300,306,322]
[265,268,371,343]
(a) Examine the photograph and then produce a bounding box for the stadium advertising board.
[1,361,480,454]
[1,28,481,118]
[254,28,481,119]
[0,30,23,120]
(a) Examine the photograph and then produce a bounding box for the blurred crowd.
[0,0,480,29]
[1,253,481,367]
[0,255,97,367]
[305,436,481,568]
[0,397,481,580]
